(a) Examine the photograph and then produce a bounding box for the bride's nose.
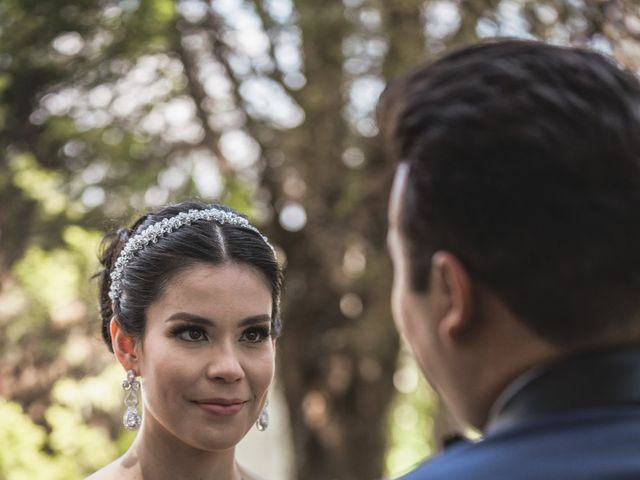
[205,340,245,383]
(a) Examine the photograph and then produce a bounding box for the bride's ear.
[110,318,141,373]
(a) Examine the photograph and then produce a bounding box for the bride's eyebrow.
[165,312,213,326]
[238,315,272,327]
[164,312,271,327]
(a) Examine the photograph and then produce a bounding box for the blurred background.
[1,0,640,479]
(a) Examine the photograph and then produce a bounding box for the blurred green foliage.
[385,350,436,477]
[0,400,65,480]
[0,365,131,479]
[10,153,70,217]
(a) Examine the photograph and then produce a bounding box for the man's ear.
[431,251,475,342]
[110,318,140,373]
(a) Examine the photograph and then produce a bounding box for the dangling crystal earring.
[122,369,141,431]
[256,400,269,431]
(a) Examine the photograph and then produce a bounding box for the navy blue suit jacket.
[398,347,640,480]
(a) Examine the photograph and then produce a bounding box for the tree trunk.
[268,1,425,478]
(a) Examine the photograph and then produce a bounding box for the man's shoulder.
[397,407,640,480]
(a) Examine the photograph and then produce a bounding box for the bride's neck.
[125,420,243,480]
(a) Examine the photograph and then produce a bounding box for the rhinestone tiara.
[108,208,274,302]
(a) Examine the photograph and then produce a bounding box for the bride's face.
[136,261,275,451]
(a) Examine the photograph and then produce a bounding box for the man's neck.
[485,345,640,433]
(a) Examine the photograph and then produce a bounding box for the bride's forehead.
[151,263,273,313]
[167,262,270,290]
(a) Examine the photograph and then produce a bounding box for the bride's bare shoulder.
[242,474,267,480]
[240,464,269,480]
[84,455,140,480]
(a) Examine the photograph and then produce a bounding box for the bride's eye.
[173,326,208,342]
[241,326,270,344]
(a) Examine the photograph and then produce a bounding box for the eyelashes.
[169,324,271,344]
[171,325,208,342]
[240,326,271,343]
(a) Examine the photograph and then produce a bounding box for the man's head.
[380,39,640,428]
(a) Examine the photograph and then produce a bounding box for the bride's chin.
[185,427,251,452]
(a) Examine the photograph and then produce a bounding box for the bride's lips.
[193,398,247,416]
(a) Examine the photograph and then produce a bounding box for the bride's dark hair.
[97,201,282,351]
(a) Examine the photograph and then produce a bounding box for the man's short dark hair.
[379,39,640,346]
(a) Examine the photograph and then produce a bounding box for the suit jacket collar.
[486,345,640,433]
